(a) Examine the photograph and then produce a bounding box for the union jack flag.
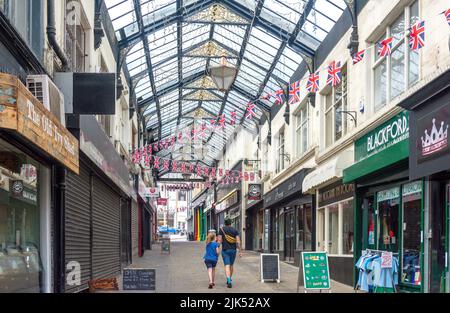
[153,157,160,169]
[327,61,342,87]
[218,114,226,128]
[409,20,425,50]
[377,37,393,57]
[148,145,153,155]
[196,165,202,176]
[153,143,158,152]
[164,139,169,150]
[289,81,301,105]
[306,71,320,93]
[204,167,209,177]
[211,167,216,177]
[219,168,223,177]
[199,123,207,139]
[171,136,176,147]
[189,163,194,173]
[178,132,183,143]
[159,141,164,150]
[191,127,198,141]
[274,89,284,104]
[352,49,365,65]
[163,159,170,171]
[172,160,178,172]
[245,102,257,119]
[230,111,237,125]
[181,162,186,173]
[445,8,450,26]
[262,93,272,101]
[210,119,216,129]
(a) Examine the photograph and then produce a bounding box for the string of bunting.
[251,8,449,108]
[132,8,449,161]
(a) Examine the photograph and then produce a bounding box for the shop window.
[0,0,43,60]
[278,208,284,252]
[296,204,312,251]
[377,187,400,251]
[328,204,339,254]
[179,191,186,202]
[295,103,309,158]
[324,65,348,148]
[318,198,354,255]
[0,139,42,292]
[373,0,419,111]
[401,181,422,287]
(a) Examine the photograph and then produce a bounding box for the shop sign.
[9,180,37,204]
[0,74,79,174]
[377,187,400,202]
[301,252,331,290]
[416,102,449,162]
[216,190,239,213]
[248,184,262,201]
[402,181,422,196]
[157,198,168,206]
[318,181,354,207]
[144,187,159,198]
[355,111,409,162]
[264,169,309,208]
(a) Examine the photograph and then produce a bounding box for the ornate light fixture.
[208,55,237,92]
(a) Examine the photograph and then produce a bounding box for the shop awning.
[302,149,353,193]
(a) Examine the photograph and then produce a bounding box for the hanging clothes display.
[355,250,399,293]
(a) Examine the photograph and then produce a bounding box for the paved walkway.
[114,240,354,293]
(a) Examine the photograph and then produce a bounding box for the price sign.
[301,252,331,290]
[381,251,393,268]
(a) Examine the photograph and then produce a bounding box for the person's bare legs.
[212,267,216,285]
[208,268,213,284]
[225,265,231,279]
[230,265,234,279]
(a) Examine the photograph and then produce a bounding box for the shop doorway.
[285,209,295,263]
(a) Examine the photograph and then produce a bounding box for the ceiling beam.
[238,0,316,127]
[176,0,183,127]
[133,0,162,139]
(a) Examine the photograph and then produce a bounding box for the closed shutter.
[65,164,91,293]
[131,200,139,258]
[92,176,120,279]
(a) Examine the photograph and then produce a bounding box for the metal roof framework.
[105,0,347,169]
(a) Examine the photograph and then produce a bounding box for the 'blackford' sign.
[355,111,409,162]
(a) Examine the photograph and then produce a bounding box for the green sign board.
[355,111,409,162]
[301,252,331,290]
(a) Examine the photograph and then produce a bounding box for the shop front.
[343,110,426,292]
[0,73,79,293]
[216,189,240,232]
[302,150,355,285]
[398,69,450,293]
[191,190,207,241]
[204,186,216,232]
[245,183,263,252]
[264,168,313,265]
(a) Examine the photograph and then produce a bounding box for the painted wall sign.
[416,102,449,163]
[355,111,409,162]
[248,184,262,201]
[318,180,354,207]
[0,74,79,174]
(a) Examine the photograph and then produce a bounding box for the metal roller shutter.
[65,164,91,293]
[131,199,139,258]
[92,176,121,279]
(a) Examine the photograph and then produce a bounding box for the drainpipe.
[47,0,70,71]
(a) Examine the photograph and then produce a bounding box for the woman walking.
[203,232,221,289]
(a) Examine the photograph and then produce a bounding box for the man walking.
[218,218,242,288]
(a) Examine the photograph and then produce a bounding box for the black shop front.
[264,168,313,266]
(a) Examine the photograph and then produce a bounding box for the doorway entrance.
[285,209,295,263]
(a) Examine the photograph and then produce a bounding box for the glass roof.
[105,0,347,167]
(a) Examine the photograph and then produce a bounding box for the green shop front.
[344,111,425,292]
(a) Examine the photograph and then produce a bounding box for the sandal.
[208,283,214,289]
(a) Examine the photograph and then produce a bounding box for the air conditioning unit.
[26,75,66,126]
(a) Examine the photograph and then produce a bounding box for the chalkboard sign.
[260,254,280,283]
[301,252,330,290]
[123,268,156,291]
[161,238,170,254]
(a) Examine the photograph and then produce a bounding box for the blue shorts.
[204,260,217,268]
[222,249,237,266]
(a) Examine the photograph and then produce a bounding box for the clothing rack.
[354,249,398,293]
